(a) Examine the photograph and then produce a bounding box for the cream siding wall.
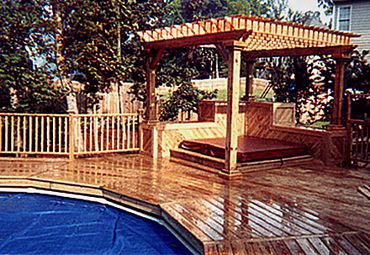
[334,1,370,57]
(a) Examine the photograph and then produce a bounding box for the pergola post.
[146,67,157,121]
[244,59,256,101]
[224,48,241,174]
[143,48,164,159]
[330,57,348,128]
[145,48,164,121]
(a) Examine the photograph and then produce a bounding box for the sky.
[288,0,330,23]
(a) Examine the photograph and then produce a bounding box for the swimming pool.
[0,192,192,254]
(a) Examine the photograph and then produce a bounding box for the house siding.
[334,0,370,56]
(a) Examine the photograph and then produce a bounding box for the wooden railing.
[347,93,370,167]
[348,119,370,167]
[0,112,142,159]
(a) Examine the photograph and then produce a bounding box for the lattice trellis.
[138,15,359,52]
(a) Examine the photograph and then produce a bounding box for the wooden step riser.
[171,149,314,174]
[238,156,314,173]
[170,150,224,171]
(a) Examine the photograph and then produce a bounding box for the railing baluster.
[17,116,21,153]
[75,116,79,154]
[94,115,99,152]
[0,116,2,152]
[5,116,9,151]
[58,117,62,153]
[111,115,115,150]
[41,116,44,152]
[83,116,87,153]
[29,116,32,152]
[127,116,131,149]
[355,124,359,162]
[100,116,104,152]
[23,117,27,153]
[64,117,68,153]
[35,116,39,152]
[365,124,369,162]
[89,116,93,152]
[360,124,364,160]
[10,116,14,152]
[68,113,74,160]
[349,122,354,162]
[52,117,56,153]
[117,115,121,150]
[106,115,109,151]
[47,117,50,152]
[121,116,127,150]
[138,110,143,151]
[132,115,136,148]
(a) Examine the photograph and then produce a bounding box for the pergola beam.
[239,44,356,58]
[144,30,251,50]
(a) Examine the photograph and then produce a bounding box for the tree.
[0,0,66,113]
[0,0,167,113]
[160,83,217,121]
[46,0,167,112]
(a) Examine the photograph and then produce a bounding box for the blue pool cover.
[0,192,192,254]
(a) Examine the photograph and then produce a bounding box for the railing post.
[68,111,75,160]
[0,115,2,153]
[138,109,144,151]
[345,94,352,167]
[346,120,352,167]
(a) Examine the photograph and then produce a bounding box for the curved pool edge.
[0,177,203,255]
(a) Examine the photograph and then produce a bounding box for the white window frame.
[337,5,352,31]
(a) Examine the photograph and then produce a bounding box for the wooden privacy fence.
[0,112,142,159]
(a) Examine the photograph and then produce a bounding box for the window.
[338,6,351,31]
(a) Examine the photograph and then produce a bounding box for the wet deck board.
[0,155,369,255]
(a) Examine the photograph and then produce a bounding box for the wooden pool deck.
[0,155,369,254]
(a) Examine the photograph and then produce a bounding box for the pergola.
[138,15,359,174]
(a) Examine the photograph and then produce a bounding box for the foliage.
[345,50,370,120]
[317,0,334,15]
[159,82,217,121]
[267,55,334,125]
[344,50,370,93]
[48,0,167,110]
[299,56,335,124]
[0,0,66,113]
[263,57,310,103]
[0,0,166,113]
[269,50,370,125]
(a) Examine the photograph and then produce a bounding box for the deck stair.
[170,148,314,173]
[170,148,224,174]
[170,136,314,173]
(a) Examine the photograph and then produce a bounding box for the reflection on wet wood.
[0,155,368,254]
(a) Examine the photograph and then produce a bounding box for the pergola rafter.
[139,15,359,54]
[138,15,360,175]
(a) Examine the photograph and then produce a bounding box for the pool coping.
[0,177,204,255]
